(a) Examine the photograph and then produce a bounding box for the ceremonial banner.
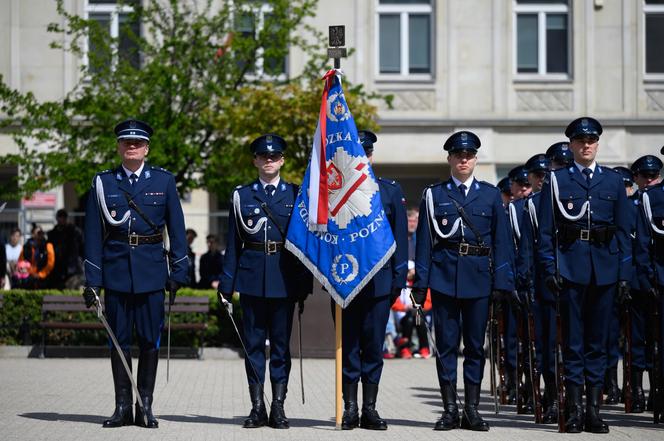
[285,70,395,308]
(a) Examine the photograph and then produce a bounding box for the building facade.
[1,0,664,259]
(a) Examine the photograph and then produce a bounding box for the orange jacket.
[19,242,55,280]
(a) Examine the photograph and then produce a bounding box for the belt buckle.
[266,241,278,255]
[459,242,469,255]
[580,229,590,241]
[129,234,139,246]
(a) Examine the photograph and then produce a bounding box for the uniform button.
[133,217,136,221]
[588,196,592,200]
[590,211,594,214]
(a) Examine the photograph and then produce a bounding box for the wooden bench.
[39,295,209,358]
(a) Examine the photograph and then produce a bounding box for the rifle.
[496,304,508,405]
[653,291,662,424]
[516,309,526,414]
[622,299,633,413]
[488,303,499,414]
[549,178,566,433]
[526,295,543,423]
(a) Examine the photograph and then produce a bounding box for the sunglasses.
[255,152,283,161]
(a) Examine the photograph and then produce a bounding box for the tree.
[0,0,385,201]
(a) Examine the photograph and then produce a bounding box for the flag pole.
[327,25,348,431]
[335,303,343,429]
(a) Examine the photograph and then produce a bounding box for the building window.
[645,0,664,75]
[514,0,570,78]
[236,2,288,78]
[85,0,140,71]
[376,0,433,79]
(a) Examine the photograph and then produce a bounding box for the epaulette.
[97,169,112,175]
[150,165,172,175]
[479,180,499,191]
[234,182,252,191]
[378,177,397,186]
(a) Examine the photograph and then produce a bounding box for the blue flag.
[285,70,395,308]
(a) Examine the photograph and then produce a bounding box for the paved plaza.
[0,352,661,441]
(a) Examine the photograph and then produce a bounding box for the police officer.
[219,134,311,429]
[337,130,408,430]
[629,155,663,412]
[545,141,574,170]
[634,146,664,423]
[603,166,634,406]
[413,131,515,431]
[83,119,189,428]
[538,117,631,434]
[505,165,531,406]
[521,153,560,423]
[498,177,513,206]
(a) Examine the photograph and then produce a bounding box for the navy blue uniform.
[415,178,515,387]
[635,181,664,388]
[84,164,189,350]
[538,164,632,388]
[341,177,408,384]
[220,179,306,385]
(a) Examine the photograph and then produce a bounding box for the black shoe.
[506,368,517,405]
[460,383,489,431]
[341,383,359,430]
[244,384,268,428]
[434,384,460,431]
[565,384,584,433]
[135,349,159,428]
[360,383,387,430]
[268,383,289,429]
[604,367,621,405]
[584,386,609,434]
[541,380,559,425]
[103,350,134,428]
[629,369,645,413]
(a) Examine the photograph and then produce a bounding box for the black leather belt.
[558,224,616,245]
[244,241,283,254]
[108,231,163,245]
[439,241,490,256]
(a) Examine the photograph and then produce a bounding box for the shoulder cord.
[527,197,538,232]
[642,192,664,235]
[508,202,521,241]
[550,171,591,223]
[425,187,463,240]
[233,190,268,235]
[95,175,130,226]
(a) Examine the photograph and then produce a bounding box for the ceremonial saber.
[298,300,305,405]
[166,298,171,383]
[335,303,343,429]
[218,293,271,407]
[91,289,147,427]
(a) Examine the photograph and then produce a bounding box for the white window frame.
[513,1,571,81]
[375,1,433,81]
[83,1,136,71]
[643,1,664,80]
[236,2,289,81]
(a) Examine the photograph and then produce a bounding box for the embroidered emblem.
[442,218,448,226]
[111,210,116,218]
[248,219,253,227]
[331,254,359,284]
[567,202,574,210]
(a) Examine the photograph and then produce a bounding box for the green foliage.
[0,289,238,348]
[0,0,386,201]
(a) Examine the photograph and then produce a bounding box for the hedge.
[0,289,241,348]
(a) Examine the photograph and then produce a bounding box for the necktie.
[458,184,467,200]
[129,173,138,186]
[265,184,276,199]
[582,168,592,184]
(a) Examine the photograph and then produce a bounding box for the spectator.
[18,224,55,289]
[185,228,197,287]
[198,234,223,289]
[47,209,84,289]
[0,233,6,289]
[407,208,418,261]
[5,228,22,277]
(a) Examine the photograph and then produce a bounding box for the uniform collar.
[574,161,596,174]
[122,162,145,179]
[259,176,281,189]
[450,175,474,190]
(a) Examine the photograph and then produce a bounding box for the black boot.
[135,349,159,428]
[243,384,268,428]
[269,383,289,429]
[360,383,387,430]
[630,369,645,413]
[506,368,517,405]
[542,380,559,424]
[564,383,584,433]
[604,366,621,405]
[341,383,359,430]
[434,383,460,430]
[522,371,535,414]
[585,386,609,433]
[103,350,134,428]
[460,383,489,431]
